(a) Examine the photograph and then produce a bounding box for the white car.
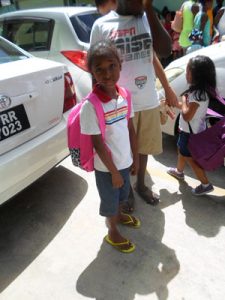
[0,36,76,204]
[157,42,225,136]
[0,7,100,102]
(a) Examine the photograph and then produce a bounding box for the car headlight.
[155,67,185,90]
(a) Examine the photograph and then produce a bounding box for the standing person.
[80,41,140,253]
[95,0,136,213]
[95,0,117,15]
[162,9,173,36]
[186,0,213,54]
[179,0,200,54]
[90,0,178,205]
[194,0,213,47]
[167,55,215,196]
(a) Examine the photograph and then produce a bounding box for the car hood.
[165,42,225,70]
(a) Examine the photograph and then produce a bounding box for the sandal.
[134,185,159,205]
[120,213,141,228]
[104,235,135,253]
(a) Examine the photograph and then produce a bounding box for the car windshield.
[70,12,100,43]
[155,67,184,90]
[0,38,29,64]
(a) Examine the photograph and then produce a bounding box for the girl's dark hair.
[187,55,217,102]
[87,40,121,72]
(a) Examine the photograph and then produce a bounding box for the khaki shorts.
[133,107,162,155]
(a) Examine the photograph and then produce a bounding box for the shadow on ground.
[76,134,223,300]
[153,135,225,238]
[0,165,88,292]
[179,181,225,237]
[76,195,180,300]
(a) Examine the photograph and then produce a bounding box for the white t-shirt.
[179,91,209,134]
[80,94,134,172]
[90,11,159,112]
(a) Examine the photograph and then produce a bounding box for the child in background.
[94,0,117,15]
[167,55,215,196]
[163,10,173,36]
[171,11,183,60]
[80,41,140,253]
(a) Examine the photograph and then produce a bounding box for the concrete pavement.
[0,136,224,300]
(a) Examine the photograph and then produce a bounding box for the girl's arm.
[143,0,172,57]
[92,134,124,188]
[180,95,199,122]
[128,119,139,175]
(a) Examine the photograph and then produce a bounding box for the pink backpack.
[67,87,131,172]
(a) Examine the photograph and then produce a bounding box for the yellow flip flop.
[121,214,141,228]
[104,235,135,253]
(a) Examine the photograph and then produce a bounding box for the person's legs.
[132,108,162,205]
[137,153,148,190]
[186,157,214,195]
[187,157,209,184]
[168,132,188,180]
[95,169,136,251]
[167,151,186,180]
[106,216,127,241]
[105,215,135,252]
[135,153,159,204]
[177,150,186,172]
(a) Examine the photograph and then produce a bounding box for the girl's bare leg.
[177,150,186,172]
[186,157,209,184]
[106,215,132,250]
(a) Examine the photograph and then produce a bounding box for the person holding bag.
[167,55,217,196]
[178,0,200,53]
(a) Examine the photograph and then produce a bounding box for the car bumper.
[0,114,70,205]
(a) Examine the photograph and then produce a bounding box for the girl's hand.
[182,94,188,105]
[111,171,124,189]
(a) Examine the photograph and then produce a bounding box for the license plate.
[0,104,30,141]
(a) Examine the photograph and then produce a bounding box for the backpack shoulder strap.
[85,92,106,138]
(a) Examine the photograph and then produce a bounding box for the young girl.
[80,41,140,253]
[168,55,215,196]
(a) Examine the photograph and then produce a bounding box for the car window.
[0,38,28,64]
[1,19,53,52]
[70,12,100,43]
